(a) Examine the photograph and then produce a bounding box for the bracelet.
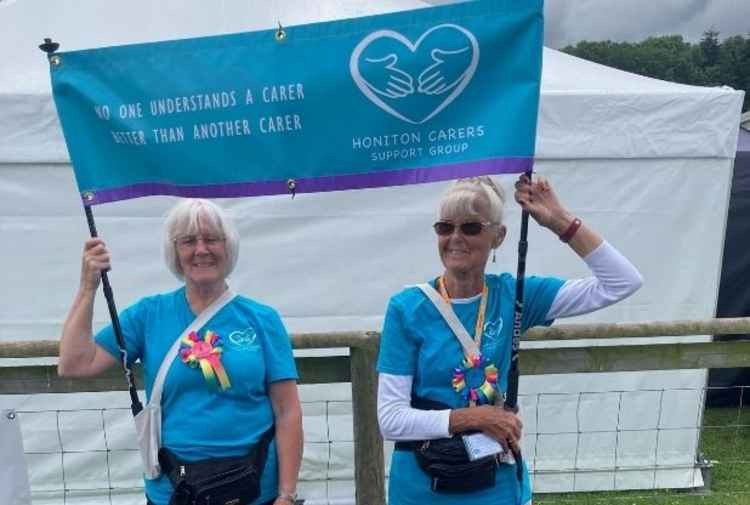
[277,491,297,503]
[558,217,582,243]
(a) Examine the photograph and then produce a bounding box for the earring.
[492,249,496,263]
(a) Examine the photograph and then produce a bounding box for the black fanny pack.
[395,397,497,494]
[158,426,275,505]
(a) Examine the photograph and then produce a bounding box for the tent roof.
[536,48,743,159]
[0,1,744,163]
[0,0,432,94]
[542,48,718,93]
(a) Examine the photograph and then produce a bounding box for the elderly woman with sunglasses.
[58,199,302,505]
[377,175,642,505]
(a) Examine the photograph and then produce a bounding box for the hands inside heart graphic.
[350,24,479,124]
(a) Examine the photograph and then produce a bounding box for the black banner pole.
[505,169,532,485]
[83,205,143,416]
[40,38,142,416]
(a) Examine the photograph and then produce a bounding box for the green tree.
[563,32,749,112]
[699,29,721,67]
[637,36,700,82]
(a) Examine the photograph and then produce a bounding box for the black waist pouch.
[395,397,497,494]
[158,426,274,505]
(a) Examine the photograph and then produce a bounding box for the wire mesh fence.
[10,393,361,505]
[4,383,749,505]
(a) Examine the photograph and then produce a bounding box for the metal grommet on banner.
[287,179,296,199]
[275,21,287,42]
[50,55,62,67]
[82,191,96,203]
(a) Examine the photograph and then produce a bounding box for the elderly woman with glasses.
[58,199,303,505]
[377,175,643,505]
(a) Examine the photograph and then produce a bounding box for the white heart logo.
[350,24,479,125]
[483,319,503,342]
[228,327,257,349]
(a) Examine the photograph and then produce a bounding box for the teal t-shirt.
[95,287,298,505]
[377,273,564,505]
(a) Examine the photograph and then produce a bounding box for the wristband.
[558,217,582,243]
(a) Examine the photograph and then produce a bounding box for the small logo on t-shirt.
[228,327,257,350]
[483,318,503,342]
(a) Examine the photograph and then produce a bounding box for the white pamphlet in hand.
[462,432,505,461]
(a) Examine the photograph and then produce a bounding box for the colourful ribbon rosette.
[180,329,231,391]
[452,353,498,405]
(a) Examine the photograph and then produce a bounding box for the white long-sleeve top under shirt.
[377,240,643,441]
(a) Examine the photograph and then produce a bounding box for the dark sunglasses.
[433,221,493,236]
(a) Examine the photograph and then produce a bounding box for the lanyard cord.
[437,276,487,356]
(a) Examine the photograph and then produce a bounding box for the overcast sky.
[543,0,750,49]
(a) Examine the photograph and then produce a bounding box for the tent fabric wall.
[0,410,32,505]
[709,127,750,407]
[0,1,746,502]
[716,128,750,322]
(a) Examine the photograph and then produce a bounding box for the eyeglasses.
[174,234,225,249]
[433,221,494,236]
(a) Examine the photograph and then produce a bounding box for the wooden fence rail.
[2,318,750,505]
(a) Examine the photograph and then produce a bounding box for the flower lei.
[180,329,232,391]
[452,353,499,405]
[438,276,499,406]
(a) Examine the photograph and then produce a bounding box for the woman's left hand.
[514,174,575,235]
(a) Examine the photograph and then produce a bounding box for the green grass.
[535,407,750,505]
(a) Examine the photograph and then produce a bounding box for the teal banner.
[49,0,544,204]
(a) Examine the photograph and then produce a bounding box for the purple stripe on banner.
[84,157,532,205]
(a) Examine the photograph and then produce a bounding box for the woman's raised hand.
[80,238,111,292]
[514,174,574,235]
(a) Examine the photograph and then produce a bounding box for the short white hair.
[162,199,240,281]
[438,176,506,225]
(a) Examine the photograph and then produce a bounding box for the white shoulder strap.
[416,283,479,358]
[149,289,237,406]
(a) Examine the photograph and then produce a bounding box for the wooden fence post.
[349,333,385,505]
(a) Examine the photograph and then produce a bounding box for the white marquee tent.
[0,1,745,504]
